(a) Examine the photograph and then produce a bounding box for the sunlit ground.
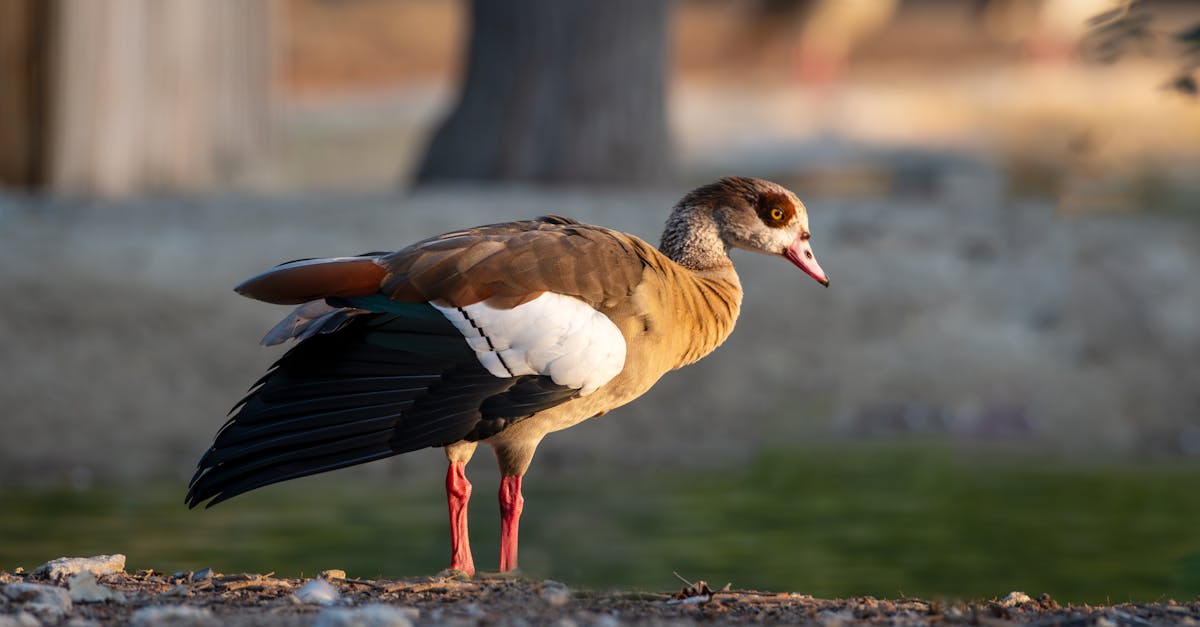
[3,443,1198,605]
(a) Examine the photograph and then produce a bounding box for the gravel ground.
[3,566,1199,626]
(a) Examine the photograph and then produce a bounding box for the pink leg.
[498,474,524,572]
[446,461,475,576]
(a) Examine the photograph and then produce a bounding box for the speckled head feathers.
[661,177,813,271]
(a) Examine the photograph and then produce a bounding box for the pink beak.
[784,235,830,287]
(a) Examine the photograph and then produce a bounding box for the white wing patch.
[432,293,626,396]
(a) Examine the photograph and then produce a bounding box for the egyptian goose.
[186,176,829,576]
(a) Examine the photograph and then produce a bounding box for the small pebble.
[319,569,347,580]
[67,571,127,603]
[130,605,218,627]
[817,609,856,627]
[281,593,304,606]
[159,584,191,598]
[1,582,73,620]
[313,604,417,627]
[0,612,40,627]
[540,580,571,607]
[459,603,485,619]
[590,615,621,627]
[999,591,1032,608]
[294,578,341,605]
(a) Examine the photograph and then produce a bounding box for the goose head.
[669,176,830,286]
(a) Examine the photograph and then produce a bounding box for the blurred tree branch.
[1081,0,1200,97]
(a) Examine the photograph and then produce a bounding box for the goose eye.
[769,207,784,221]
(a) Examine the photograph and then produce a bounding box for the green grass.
[2,444,1199,604]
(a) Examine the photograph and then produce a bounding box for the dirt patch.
[2,568,1198,626]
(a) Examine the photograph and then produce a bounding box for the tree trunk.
[416,0,672,186]
[0,0,52,187]
[0,0,275,196]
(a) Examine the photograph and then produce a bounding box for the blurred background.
[2,0,1199,603]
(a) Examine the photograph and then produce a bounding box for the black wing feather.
[186,302,579,508]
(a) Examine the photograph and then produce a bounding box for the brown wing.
[379,216,650,309]
[232,216,652,310]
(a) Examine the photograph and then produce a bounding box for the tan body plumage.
[481,259,742,475]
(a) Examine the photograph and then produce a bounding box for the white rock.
[1,582,72,620]
[540,581,571,607]
[590,615,621,627]
[32,555,125,582]
[817,609,857,627]
[0,611,41,627]
[67,572,127,603]
[313,604,418,627]
[998,591,1032,607]
[129,606,218,627]
[294,578,340,606]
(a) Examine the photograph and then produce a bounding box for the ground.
[2,568,1198,626]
